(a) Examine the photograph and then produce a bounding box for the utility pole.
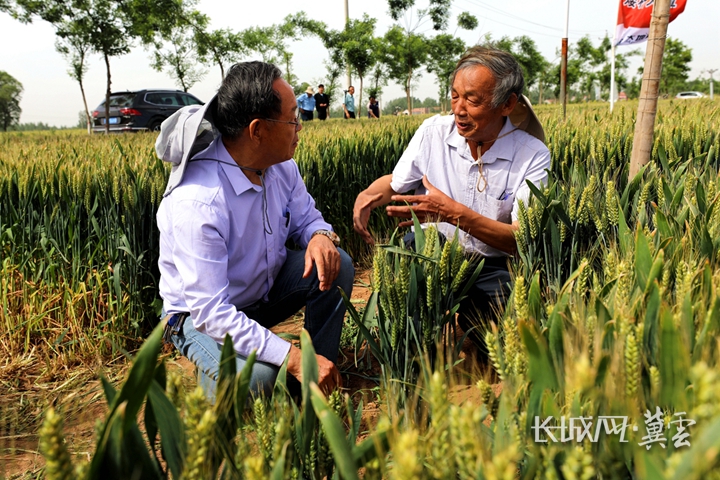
[344,0,351,89]
[628,0,671,180]
[708,69,717,100]
[559,0,570,120]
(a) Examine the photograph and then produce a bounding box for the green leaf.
[519,321,558,391]
[410,208,425,254]
[300,330,319,458]
[148,380,185,479]
[693,297,720,362]
[644,250,664,294]
[644,282,661,362]
[669,416,720,479]
[112,322,164,432]
[236,350,257,421]
[634,228,652,290]
[309,383,359,480]
[659,308,688,410]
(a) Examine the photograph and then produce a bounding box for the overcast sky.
[1,0,717,127]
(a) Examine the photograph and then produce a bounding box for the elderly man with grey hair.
[352,46,550,353]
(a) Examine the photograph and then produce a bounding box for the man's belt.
[162,312,189,344]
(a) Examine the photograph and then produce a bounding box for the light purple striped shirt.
[157,137,332,366]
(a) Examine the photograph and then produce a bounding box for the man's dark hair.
[318,84,324,88]
[452,46,524,109]
[213,61,283,139]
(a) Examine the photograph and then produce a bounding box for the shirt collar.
[212,137,260,196]
[445,116,513,164]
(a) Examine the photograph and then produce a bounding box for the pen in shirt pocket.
[498,191,512,201]
[284,209,291,227]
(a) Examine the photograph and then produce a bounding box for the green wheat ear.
[39,407,74,480]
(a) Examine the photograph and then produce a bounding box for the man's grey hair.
[452,46,524,108]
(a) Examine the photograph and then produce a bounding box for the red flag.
[614,0,687,46]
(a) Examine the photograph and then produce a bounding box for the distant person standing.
[343,86,355,119]
[297,86,316,121]
[367,96,380,119]
[314,84,330,120]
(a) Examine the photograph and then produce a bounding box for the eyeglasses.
[262,111,301,131]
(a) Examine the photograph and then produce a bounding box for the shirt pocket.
[482,191,514,224]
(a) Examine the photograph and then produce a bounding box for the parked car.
[675,91,705,99]
[92,89,203,133]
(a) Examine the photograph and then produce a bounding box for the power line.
[458,0,607,37]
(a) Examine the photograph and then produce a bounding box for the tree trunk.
[79,77,91,134]
[104,52,112,134]
[628,0,671,180]
[219,60,225,80]
[358,75,364,119]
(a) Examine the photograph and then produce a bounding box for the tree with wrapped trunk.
[0,71,22,131]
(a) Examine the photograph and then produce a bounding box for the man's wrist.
[311,229,340,246]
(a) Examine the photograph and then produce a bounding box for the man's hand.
[304,234,340,291]
[286,345,342,394]
[386,175,461,227]
[353,191,384,245]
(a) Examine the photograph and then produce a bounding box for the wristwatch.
[312,229,340,247]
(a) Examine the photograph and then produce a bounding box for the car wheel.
[149,120,162,132]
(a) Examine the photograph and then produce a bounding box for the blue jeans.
[170,248,354,401]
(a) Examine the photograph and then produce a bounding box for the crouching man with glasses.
[155,61,353,401]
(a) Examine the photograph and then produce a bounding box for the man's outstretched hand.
[385,175,460,227]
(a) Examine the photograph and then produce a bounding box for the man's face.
[450,66,515,144]
[348,86,355,95]
[318,86,324,94]
[264,78,302,162]
[307,92,312,97]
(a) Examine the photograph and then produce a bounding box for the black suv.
[92,89,204,133]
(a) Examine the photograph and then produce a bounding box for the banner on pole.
[614,0,687,46]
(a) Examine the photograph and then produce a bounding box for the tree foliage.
[0,70,22,131]
[151,24,207,92]
[54,22,93,133]
[8,0,185,132]
[492,35,549,91]
[660,37,692,95]
[340,14,377,117]
[379,25,428,112]
[425,33,465,111]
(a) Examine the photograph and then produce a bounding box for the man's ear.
[248,118,264,144]
[500,93,519,116]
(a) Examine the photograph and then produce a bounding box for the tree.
[151,24,207,92]
[55,23,93,133]
[425,33,465,112]
[195,27,245,81]
[492,35,548,92]
[380,25,428,112]
[340,14,377,118]
[388,0,452,31]
[286,12,346,106]
[660,37,692,95]
[0,71,23,131]
[9,0,184,132]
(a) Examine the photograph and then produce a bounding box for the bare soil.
[0,269,493,478]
